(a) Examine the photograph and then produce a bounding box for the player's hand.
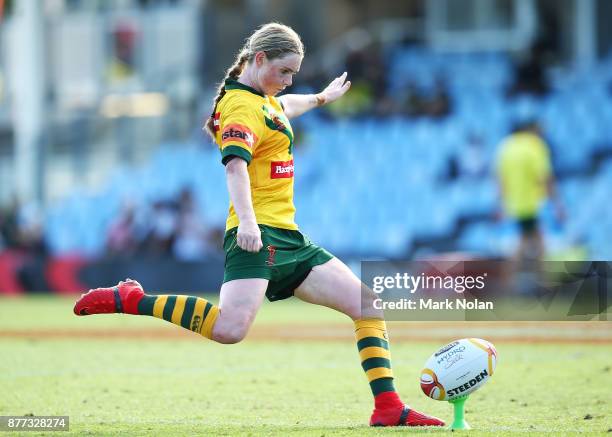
[237,220,263,252]
[316,72,351,105]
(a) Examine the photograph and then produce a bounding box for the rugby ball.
[420,338,497,401]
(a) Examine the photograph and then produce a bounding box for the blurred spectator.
[0,198,20,250]
[106,201,141,257]
[400,80,426,117]
[345,44,388,100]
[447,133,488,180]
[141,199,178,257]
[399,76,452,119]
[326,81,373,118]
[0,197,47,256]
[327,43,390,118]
[423,76,452,118]
[107,19,139,84]
[104,189,222,260]
[507,42,550,97]
[17,202,47,255]
[172,188,214,261]
[302,43,455,120]
[496,120,565,261]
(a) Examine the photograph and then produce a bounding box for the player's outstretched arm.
[279,72,351,119]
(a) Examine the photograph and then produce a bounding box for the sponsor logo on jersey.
[270,159,294,179]
[221,123,257,149]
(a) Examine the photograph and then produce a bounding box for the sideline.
[1,321,610,343]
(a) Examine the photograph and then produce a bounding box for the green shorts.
[223,224,334,301]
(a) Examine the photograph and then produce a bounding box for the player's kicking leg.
[73,278,267,343]
[294,258,445,427]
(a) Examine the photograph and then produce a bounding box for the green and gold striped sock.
[137,295,219,339]
[355,318,396,396]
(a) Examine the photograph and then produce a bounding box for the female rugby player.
[74,23,444,427]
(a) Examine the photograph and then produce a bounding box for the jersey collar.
[225,79,265,97]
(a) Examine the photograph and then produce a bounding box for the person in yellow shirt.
[496,120,564,260]
[74,23,444,427]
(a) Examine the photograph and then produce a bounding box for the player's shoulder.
[530,133,549,151]
[219,91,263,116]
[501,132,531,153]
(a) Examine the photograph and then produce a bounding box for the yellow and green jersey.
[496,132,552,219]
[212,79,297,231]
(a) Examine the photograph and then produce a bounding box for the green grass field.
[1,296,610,436]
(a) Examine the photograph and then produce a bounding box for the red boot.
[74,279,144,316]
[370,405,445,427]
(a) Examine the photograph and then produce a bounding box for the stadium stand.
[43,48,612,260]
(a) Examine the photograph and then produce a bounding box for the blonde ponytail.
[204,51,250,138]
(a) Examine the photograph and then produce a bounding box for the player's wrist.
[238,217,258,227]
[314,93,327,106]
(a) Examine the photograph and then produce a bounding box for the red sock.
[374,391,403,410]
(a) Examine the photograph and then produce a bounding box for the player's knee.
[213,323,249,344]
[215,331,245,344]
